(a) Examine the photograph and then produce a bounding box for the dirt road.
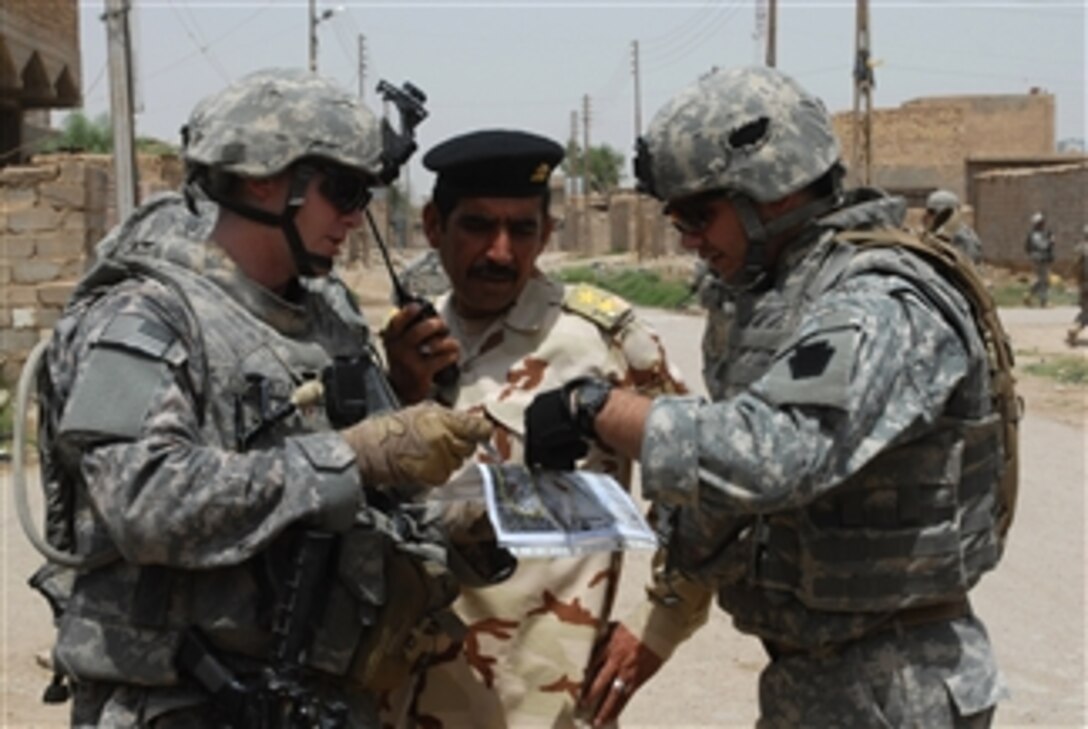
[2,305,1084,727]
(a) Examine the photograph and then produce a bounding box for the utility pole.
[852,0,874,185]
[104,0,137,218]
[308,0,336,72]
[582,94,591,199]
[357,34,366,100]
[308,0,318,72]
[766,0,778,67]
[569,110,579,197]
[632,40,645,260]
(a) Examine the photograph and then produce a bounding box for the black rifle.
[177,531,347,728]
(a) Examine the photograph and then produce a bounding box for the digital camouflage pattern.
[1025,222,1055,307]
[41,224,448,726]
[926,190,982,265]
[640,65,840,203]
[691,260,735,400]
[386,275,710,729]
[1069,229,1088,341]
[94,191,216,261]
[183,67,383,179]
[641,191,1007,725]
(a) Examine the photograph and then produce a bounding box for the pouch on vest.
[832,228,1020,554]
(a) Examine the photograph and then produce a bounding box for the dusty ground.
[2,255,1084,727]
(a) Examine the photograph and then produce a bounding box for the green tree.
[43,111,178,155]
[562,143,625,195]
[45,110,112,152]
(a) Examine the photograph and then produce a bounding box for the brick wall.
[975,162,1088,268]
[833,92,1055,199]
[0,153,184,382]
[0,158,106,382]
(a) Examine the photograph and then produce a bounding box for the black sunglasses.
[664,191,729,236]
[311,164,373,214]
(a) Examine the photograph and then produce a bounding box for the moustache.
[468,264,518,282]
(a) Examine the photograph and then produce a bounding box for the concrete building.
[0,0,81,165]
[832,90,1056,201]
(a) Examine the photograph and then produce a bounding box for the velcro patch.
[759,324,860,411]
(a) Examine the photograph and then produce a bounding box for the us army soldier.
[527,66,1012,727]
[34,69,491,727]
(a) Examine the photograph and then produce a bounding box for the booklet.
[458,463,658,557]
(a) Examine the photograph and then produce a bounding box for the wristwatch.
[565,377,614,442]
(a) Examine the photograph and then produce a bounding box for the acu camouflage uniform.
[638,66,1008,727]
[36,70,457,728]
[397,274,711,728]
[1071,229,1088,329]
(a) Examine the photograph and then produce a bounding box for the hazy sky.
[74,1,1086,199]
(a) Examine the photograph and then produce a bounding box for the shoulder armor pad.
[562,283,633,332]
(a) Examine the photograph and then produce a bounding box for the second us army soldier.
[379,129,712,728]
[33,69,493,727]
[526,66,1015,727]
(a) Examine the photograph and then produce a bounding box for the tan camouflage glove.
[340,404,493,488]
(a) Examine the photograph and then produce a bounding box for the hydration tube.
[12,337,117,569]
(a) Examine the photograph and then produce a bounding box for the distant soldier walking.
[1024,211,1056,307]
[1067,224,1088,346]
[924,189,982,265]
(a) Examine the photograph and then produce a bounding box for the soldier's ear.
[422,202,442,250]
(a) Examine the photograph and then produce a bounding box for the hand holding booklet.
[435,463,658,557]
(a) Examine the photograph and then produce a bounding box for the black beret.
[424,129,564,197]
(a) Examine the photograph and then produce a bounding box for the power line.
[639,0,743,62]
[642,1,745,72]
[143,6,268,81]
[166,0,230,82]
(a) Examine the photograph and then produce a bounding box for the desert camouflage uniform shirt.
[641,192,1007,727]
[393,274,711,729]
[44,232,399,728]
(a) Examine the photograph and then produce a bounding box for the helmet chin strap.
[726,192,840,292]
[201,167,333,278]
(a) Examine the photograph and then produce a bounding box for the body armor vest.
[693,229,1004,649]
[45,247,453,688]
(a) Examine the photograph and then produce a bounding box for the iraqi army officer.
[35,68,492,727]
[526,66,1013,727]
[379,130,711,728]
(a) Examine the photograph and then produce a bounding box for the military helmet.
[637,65,841,203]
[182,68,383,179]
[926,189,959,214]
[1031,211,1045,224]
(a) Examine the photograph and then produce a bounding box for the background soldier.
[380,129,712,728]
[526,66,1012,727]
[34,68,492,727]
[1067,223,1088,345]
[1024,211,1056,307]
[923,188,982,264]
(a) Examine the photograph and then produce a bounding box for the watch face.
[575,380,612,440]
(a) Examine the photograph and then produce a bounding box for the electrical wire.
[165,0,231,82]
[143,5,268,82]
[642,1,745,72]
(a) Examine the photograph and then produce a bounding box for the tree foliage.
[43,110,178,155]
[563,143,625,195]
[46,111,112,153]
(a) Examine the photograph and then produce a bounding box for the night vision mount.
[377,79,427,184]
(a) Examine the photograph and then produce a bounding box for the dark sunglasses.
[312,164,373,213]
[665,191,728,236]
